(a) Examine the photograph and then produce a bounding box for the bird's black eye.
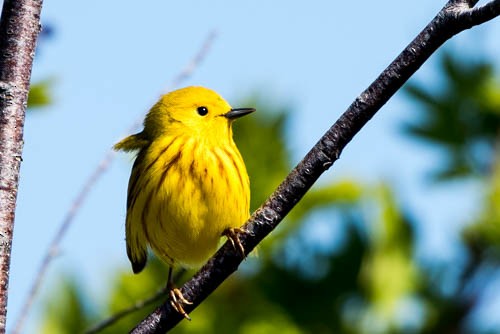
[197,106,208,116]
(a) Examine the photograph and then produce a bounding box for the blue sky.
[5,1,500,332]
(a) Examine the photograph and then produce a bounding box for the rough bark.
[0,0,43,332]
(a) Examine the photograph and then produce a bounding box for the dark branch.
[131,1,500,333]
[0,0,43,331]
[468,0,500,23]
[85,285,168,334]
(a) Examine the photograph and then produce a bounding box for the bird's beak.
[224,108,256,120]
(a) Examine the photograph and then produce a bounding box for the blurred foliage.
[41,278,89,333]
[28,22,54,110]
[403,52,500,181]
[463,157,500,259]
[27,79,52,109]
[35,48,500,334]
[360,185,417,320]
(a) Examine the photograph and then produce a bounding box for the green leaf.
[28,79,53,109]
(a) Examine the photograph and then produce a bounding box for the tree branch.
[468,0,500,23]
[0,0,43,332]
[85,285,168,334]
[131,1,500,333]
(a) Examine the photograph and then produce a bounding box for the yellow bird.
[114,86,254,318]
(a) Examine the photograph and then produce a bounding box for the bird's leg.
[223,227,249,257]
[167,266,192,320]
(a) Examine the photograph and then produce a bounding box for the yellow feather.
[115,86,253,272]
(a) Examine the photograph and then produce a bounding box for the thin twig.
[85,269,186,334]
[85,285,168,334]
[11,30,217,334]
[130,1,500,333]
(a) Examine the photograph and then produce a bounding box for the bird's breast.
[138,136,250,266]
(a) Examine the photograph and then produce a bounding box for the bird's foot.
[223,227,250,257]
[169,288,193,320]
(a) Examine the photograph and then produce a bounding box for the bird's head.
[144,86,254,145]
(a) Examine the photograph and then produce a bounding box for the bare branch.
[466,0,500,24]
[85,269,186,334]
[130,1,500,333]
[11,31,217,334]
[448,0,478,8]
[85,285,168,334]
[0,0,43,332]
